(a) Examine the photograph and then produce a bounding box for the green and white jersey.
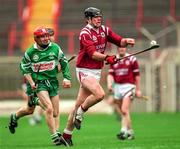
[20,42,71,81]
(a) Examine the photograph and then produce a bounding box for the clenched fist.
[62,79,71,88]
[121,38,135,47]
[105,55,117,65]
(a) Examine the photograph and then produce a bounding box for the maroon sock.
[63,133,72,139]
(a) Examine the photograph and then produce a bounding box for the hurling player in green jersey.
[8,26,71,146]
[28,27,61,125]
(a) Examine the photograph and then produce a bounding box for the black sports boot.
[62,133,73,147]
[8,114,18,134]
[52,132,70,146]
[117,132,127,140]
[73,112,84,130]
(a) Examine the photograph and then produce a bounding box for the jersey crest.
[101,32,105,38]
[32,54,39,62]
[125,60,130,66]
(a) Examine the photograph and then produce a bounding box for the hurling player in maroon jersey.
[107,46,142,140]
[62,7,135,146]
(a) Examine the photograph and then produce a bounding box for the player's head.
[47,28,54,36]
[117,47,127,57]
[33,26,50,49]
[84,7,102,28]
[46,27,55,42]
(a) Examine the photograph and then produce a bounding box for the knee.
[53,110,59,118]
[96,91,105,102]
[121,108,129,116]
[46,105,53,115]
[26,107,35,115]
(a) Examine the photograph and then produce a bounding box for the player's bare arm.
[91,51,106,60]
[107,74,114,93]
[92,51,117,65]
[121,38,135,47]
[24,74,36,90]
[134,76,142,97]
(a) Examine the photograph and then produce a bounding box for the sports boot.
[74,113,83,130]
[62,133,73,147]
[8,114,18,134]
[117,131,128,140]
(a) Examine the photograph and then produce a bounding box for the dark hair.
[46,28,54,36]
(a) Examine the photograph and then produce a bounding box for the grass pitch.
[1,113,180,149]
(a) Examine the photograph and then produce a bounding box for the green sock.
[56,130,61,137]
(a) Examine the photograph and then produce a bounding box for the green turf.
[1,113,180,149]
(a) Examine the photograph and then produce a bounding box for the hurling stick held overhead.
[116,44,160,62]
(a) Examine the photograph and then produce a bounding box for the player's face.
[36,34,50,47]
[90,16,102,28]
[117,47,127,57]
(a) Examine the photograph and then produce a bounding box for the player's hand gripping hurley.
[136,95,149,101]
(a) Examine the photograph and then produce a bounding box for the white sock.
[121,127,127,133]
[64,128,73,135]
[34,113,42,121]
[77,106,85,115]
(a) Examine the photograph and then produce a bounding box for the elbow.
[91,55,97,60]
[91,52,97,60]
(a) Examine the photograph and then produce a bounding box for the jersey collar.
[86,24,100,32]
[116,53,129,59]
[34,42,52,51]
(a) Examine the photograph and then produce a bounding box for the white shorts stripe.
[76,68,101,83]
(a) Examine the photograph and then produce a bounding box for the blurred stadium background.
[0,0,180,115]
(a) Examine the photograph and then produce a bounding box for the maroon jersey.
[109,54,140,84]
[76,24,122,69]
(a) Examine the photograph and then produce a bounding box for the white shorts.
[76,68,101,83]
[113,83,136,100]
